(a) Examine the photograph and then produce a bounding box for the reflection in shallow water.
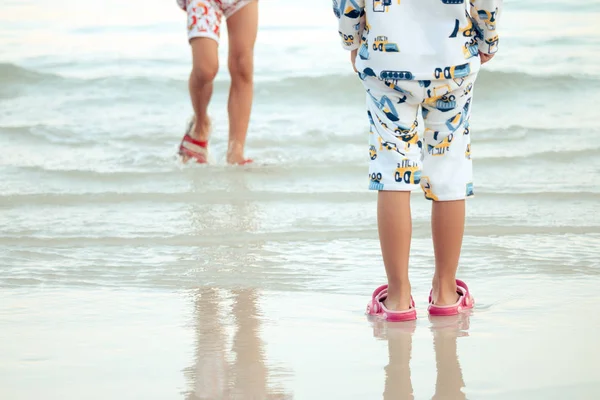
[380,320,417,400]
[186,288,290,399]
[184,171,290,398]
[431,313,470,400]
[374,313,471,400]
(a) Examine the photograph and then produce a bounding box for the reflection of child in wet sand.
[374,314,470,399]
[186,288,289,399]
[176,0,258,165]
[334,0,502,320]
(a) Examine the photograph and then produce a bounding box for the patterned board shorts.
[178,0,253,43]
[361,72,478,201]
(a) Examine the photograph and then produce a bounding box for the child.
[177,0,258,165]
[333,0,502,320]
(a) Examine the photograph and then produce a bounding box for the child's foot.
[383,283,412,311]
[431,291,460,306]
[179,115,211,163]
[428,280,474,317]
[431,279,460,306]
[383,294,413,312]
[366,285,417,322]
[226,140,252,165]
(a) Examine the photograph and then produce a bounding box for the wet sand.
[2,276,599,399]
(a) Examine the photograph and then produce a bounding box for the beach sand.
[1,278,599,399]
[2,0,600,398]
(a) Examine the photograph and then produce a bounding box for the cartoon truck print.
[434,63,471,79]
[367,110,375,127]
[380,70,414,82]
[395,159,421,185]
[484,35,499,54]
[465,143,471,159]
[369,145,378,160]
[466,182,474,197]
[399,132,419,147]
[420,177,439,201]
[462,121,470,136]
[368,90,400,122]
[359,42,370,60]
[444,98,471,131]
[424,84,456,112]
[449,13,475,38]
[342,0,364,19]
[463,38,479,58]
[376,114,389,130]
[427,131,454,156]
[476,7,499,30]
[463,82,473,96]
[373,0,392,13]
[378,135,401,154]
[339,31,355,47]
[445,112,464,132]
[372,36,399,52]
[431,94,456,112]
[384,81,411,100]
[333,0,342,18]
[358,67,377,81]
[394,120,416,136]
[369,172,384,190]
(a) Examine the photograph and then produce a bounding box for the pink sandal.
[428,279,474,317]
[366,285,417,322]
[178,119,209,163]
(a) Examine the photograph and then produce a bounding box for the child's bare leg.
[431,200,465,305]
[226,1,258,164]
[378,191,413,311]
[189,38,219,141]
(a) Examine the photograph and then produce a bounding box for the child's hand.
[479,51,495,65]
[351,49,358,73]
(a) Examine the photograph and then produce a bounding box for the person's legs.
[180,1,223,162]
[431,200,465,305]
[378,191,413,311]
[421,75,476,306]
[225,1,258,164]
[362,78,422,312]
[189,38,219,142]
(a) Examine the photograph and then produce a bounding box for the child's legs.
[378,191,413,310]
[420,75,476,305]
[189,39,219,140]
[431,200,465,304]
[187,3,222,140]
[363,77,422,310]
[225,1,258,163]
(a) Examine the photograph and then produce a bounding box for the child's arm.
[332,0,366,51]
[470,0,503,55]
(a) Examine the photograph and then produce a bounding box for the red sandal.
[178,119,209,163]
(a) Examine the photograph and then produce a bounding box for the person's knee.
[192,60,219,84]
[228,52,253,84]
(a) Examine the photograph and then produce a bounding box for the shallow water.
[1,0,600,398]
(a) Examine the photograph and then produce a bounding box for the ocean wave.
[0,63,64,85]
[2,189,599,208]
[2,62,598,97]
[476,147,600,164]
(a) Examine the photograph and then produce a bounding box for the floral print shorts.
[178,0,253,43]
